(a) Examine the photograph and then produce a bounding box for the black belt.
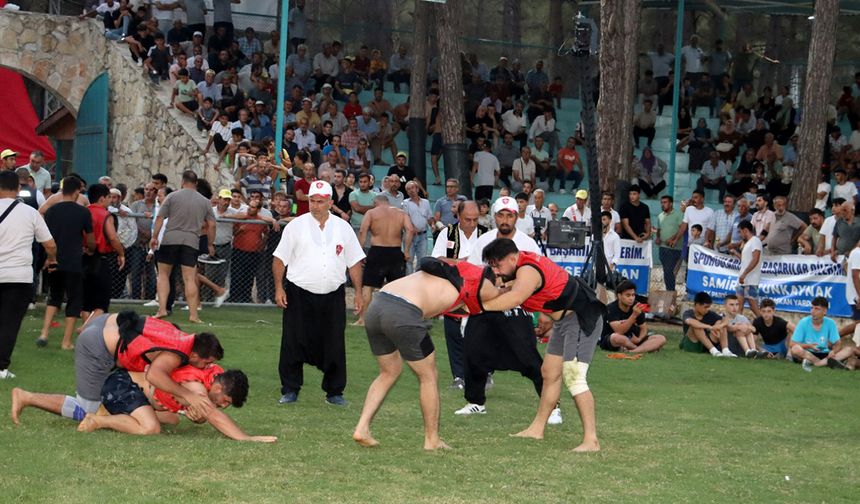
[416,230,426,235]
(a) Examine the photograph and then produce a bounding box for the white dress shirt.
[431,226,481,260]
[273,213,365,294]
[295,128,318,152]
[562,204,592,223]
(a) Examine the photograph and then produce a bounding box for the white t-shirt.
[833,182,857,202]
[468,229,541,266]
[740,236,763,286]
[273,213,365,294]
[680,46,704,73]
[150,0,176,22]
[516,216,535,237]
[602,208,621,230]
[562,204,591,223]
[821,214,837,250]
[815,182,832,211]
[473,151,500,187]
[683,206,715,239]
[604,229,621,265]
[526,205,552,225]
[846,247,860,305]
[0,198,52,283]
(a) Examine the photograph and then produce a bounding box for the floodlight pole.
[274,0,290,186]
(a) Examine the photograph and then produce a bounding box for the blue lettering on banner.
[686,245,851,317]
[549,239,652,296]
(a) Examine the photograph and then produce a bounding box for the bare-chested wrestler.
[352,257,500,450]
[354,194,414,325]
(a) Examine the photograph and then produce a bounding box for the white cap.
[492,196,518,214]
[308,180,332,199]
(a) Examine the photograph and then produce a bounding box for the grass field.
[0,305,858,503]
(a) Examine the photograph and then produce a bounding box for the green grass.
[1,306,858,503]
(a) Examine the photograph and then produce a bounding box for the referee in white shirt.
[272,180,365,406]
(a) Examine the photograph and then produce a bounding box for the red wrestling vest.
[117,316,195,372]
[516,251,577,313]
[88,204,114,254]
[417,258,493,317]
[153,364,223,413]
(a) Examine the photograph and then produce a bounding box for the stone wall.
[0,10,227,189]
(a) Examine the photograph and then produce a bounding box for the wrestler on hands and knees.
[11,311,223,426]
[77,363,276,442]
[352,257,500,450]
[480,238,605,452]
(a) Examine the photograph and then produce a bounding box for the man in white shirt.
[388,45,412,93]
[402,181,434,273]
[676,190,715,248]
[456,196,559,424]
[697,151,728,201]
[528,108,558,157]
[312,43,339,88]
[750,194,775,245]
[816,173,832,212]
[563,189,592,225]
[294,118,318,153]
[600,192,621,233]
[472,141,500,202]
[0,170,57,378]
[818,198,844,255]
[832,168,857,203]
[680,35,704,83]
[500,102,527,143]
[515,192,535,238]
[736,220,763,318]
[526,189,553,239]
[272,181,365,407]
[602,211,621,269]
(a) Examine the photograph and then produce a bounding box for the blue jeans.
[556,169,583,191]
[658,246,682,291]
[104,16,131,41]
[407,232,428,274]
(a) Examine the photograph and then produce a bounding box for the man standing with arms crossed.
[355,195,414,326]
[151,171,215,324]
[402,181,434,273]
[273,181,365,406]
[735,220,763,318]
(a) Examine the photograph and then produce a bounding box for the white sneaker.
[559,188,567,194]
[454,403,486,415]
[180,305,202,311]
[0,369,16,379]
[801,359,813,372]
[709,347,721,357]
[214,289,229,308]
[143,299,159,307]
[721,348,737,358]
[28,303,35,310]
[548,407,563,425]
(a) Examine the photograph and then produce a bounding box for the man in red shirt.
[555,136,584,194]
[76,364,276,442]
[228,200,269,303]
[293,162,317,216]
[480,238,604,452]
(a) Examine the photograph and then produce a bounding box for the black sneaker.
[827,358,848,371]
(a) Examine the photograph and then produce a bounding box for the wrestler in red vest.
[116,311,223,372]
[417,257,495,316]
[514,251,579,314]
[153,364,222,412]
[88,204,115,254]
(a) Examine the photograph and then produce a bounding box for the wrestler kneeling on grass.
[78,364,276,443]
[352,257,501,451]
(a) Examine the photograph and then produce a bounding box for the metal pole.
[274,0,290,187]
[667,0,685,200]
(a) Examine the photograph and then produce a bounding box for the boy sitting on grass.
[600,280,666,354]
[680,291,735,357]
[723,294,759,358]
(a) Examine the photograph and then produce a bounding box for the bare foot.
[77,414,98,433]
[510,427,544,440]
[424,439,452,451]
[188,318,204,324]
[572,440,601,452]
[153,312,169,319]
[351,319,365,327]
[10,387,27,425]
[352,430,380,448]
[61,344,75,351]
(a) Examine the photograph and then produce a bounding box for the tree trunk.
[434,0,469,195]
[502,0,522,45]
[618,0,640,181]
[408,0,429,187]
[788,0,838,211]
[597,0,627,190]
[549,0,565,93]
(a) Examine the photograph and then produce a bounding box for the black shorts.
[599,331,650,352]
[179,99,199,111]
[157,244,198,268]
[198,235,209,255]
[101,369,150,415]
[82,254,112,313]
[430,133,443,156]
[47,270,84,318]
[364,292,434,361]
[363,246,405,288]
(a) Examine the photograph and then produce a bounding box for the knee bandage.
[562,359,590,396]
[61,396,86,421]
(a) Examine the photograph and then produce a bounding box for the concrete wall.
[0,10,225,188]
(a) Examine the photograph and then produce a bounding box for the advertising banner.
[546,239,653,295]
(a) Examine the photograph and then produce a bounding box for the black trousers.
[279,281,347,397]
[443,315,464,379]
[0,283,32,370]
[228,249,261,303]
[463,310,543,406]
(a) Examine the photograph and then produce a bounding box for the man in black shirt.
[386,152,416,198]
[619,185,652,242]
[38,177,95,350]
[600,280,666,353]
[752,298,795,357]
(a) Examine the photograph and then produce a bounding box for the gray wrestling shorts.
[74,314,114,407]
[365,292,435,361]
[546,313,602,364]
